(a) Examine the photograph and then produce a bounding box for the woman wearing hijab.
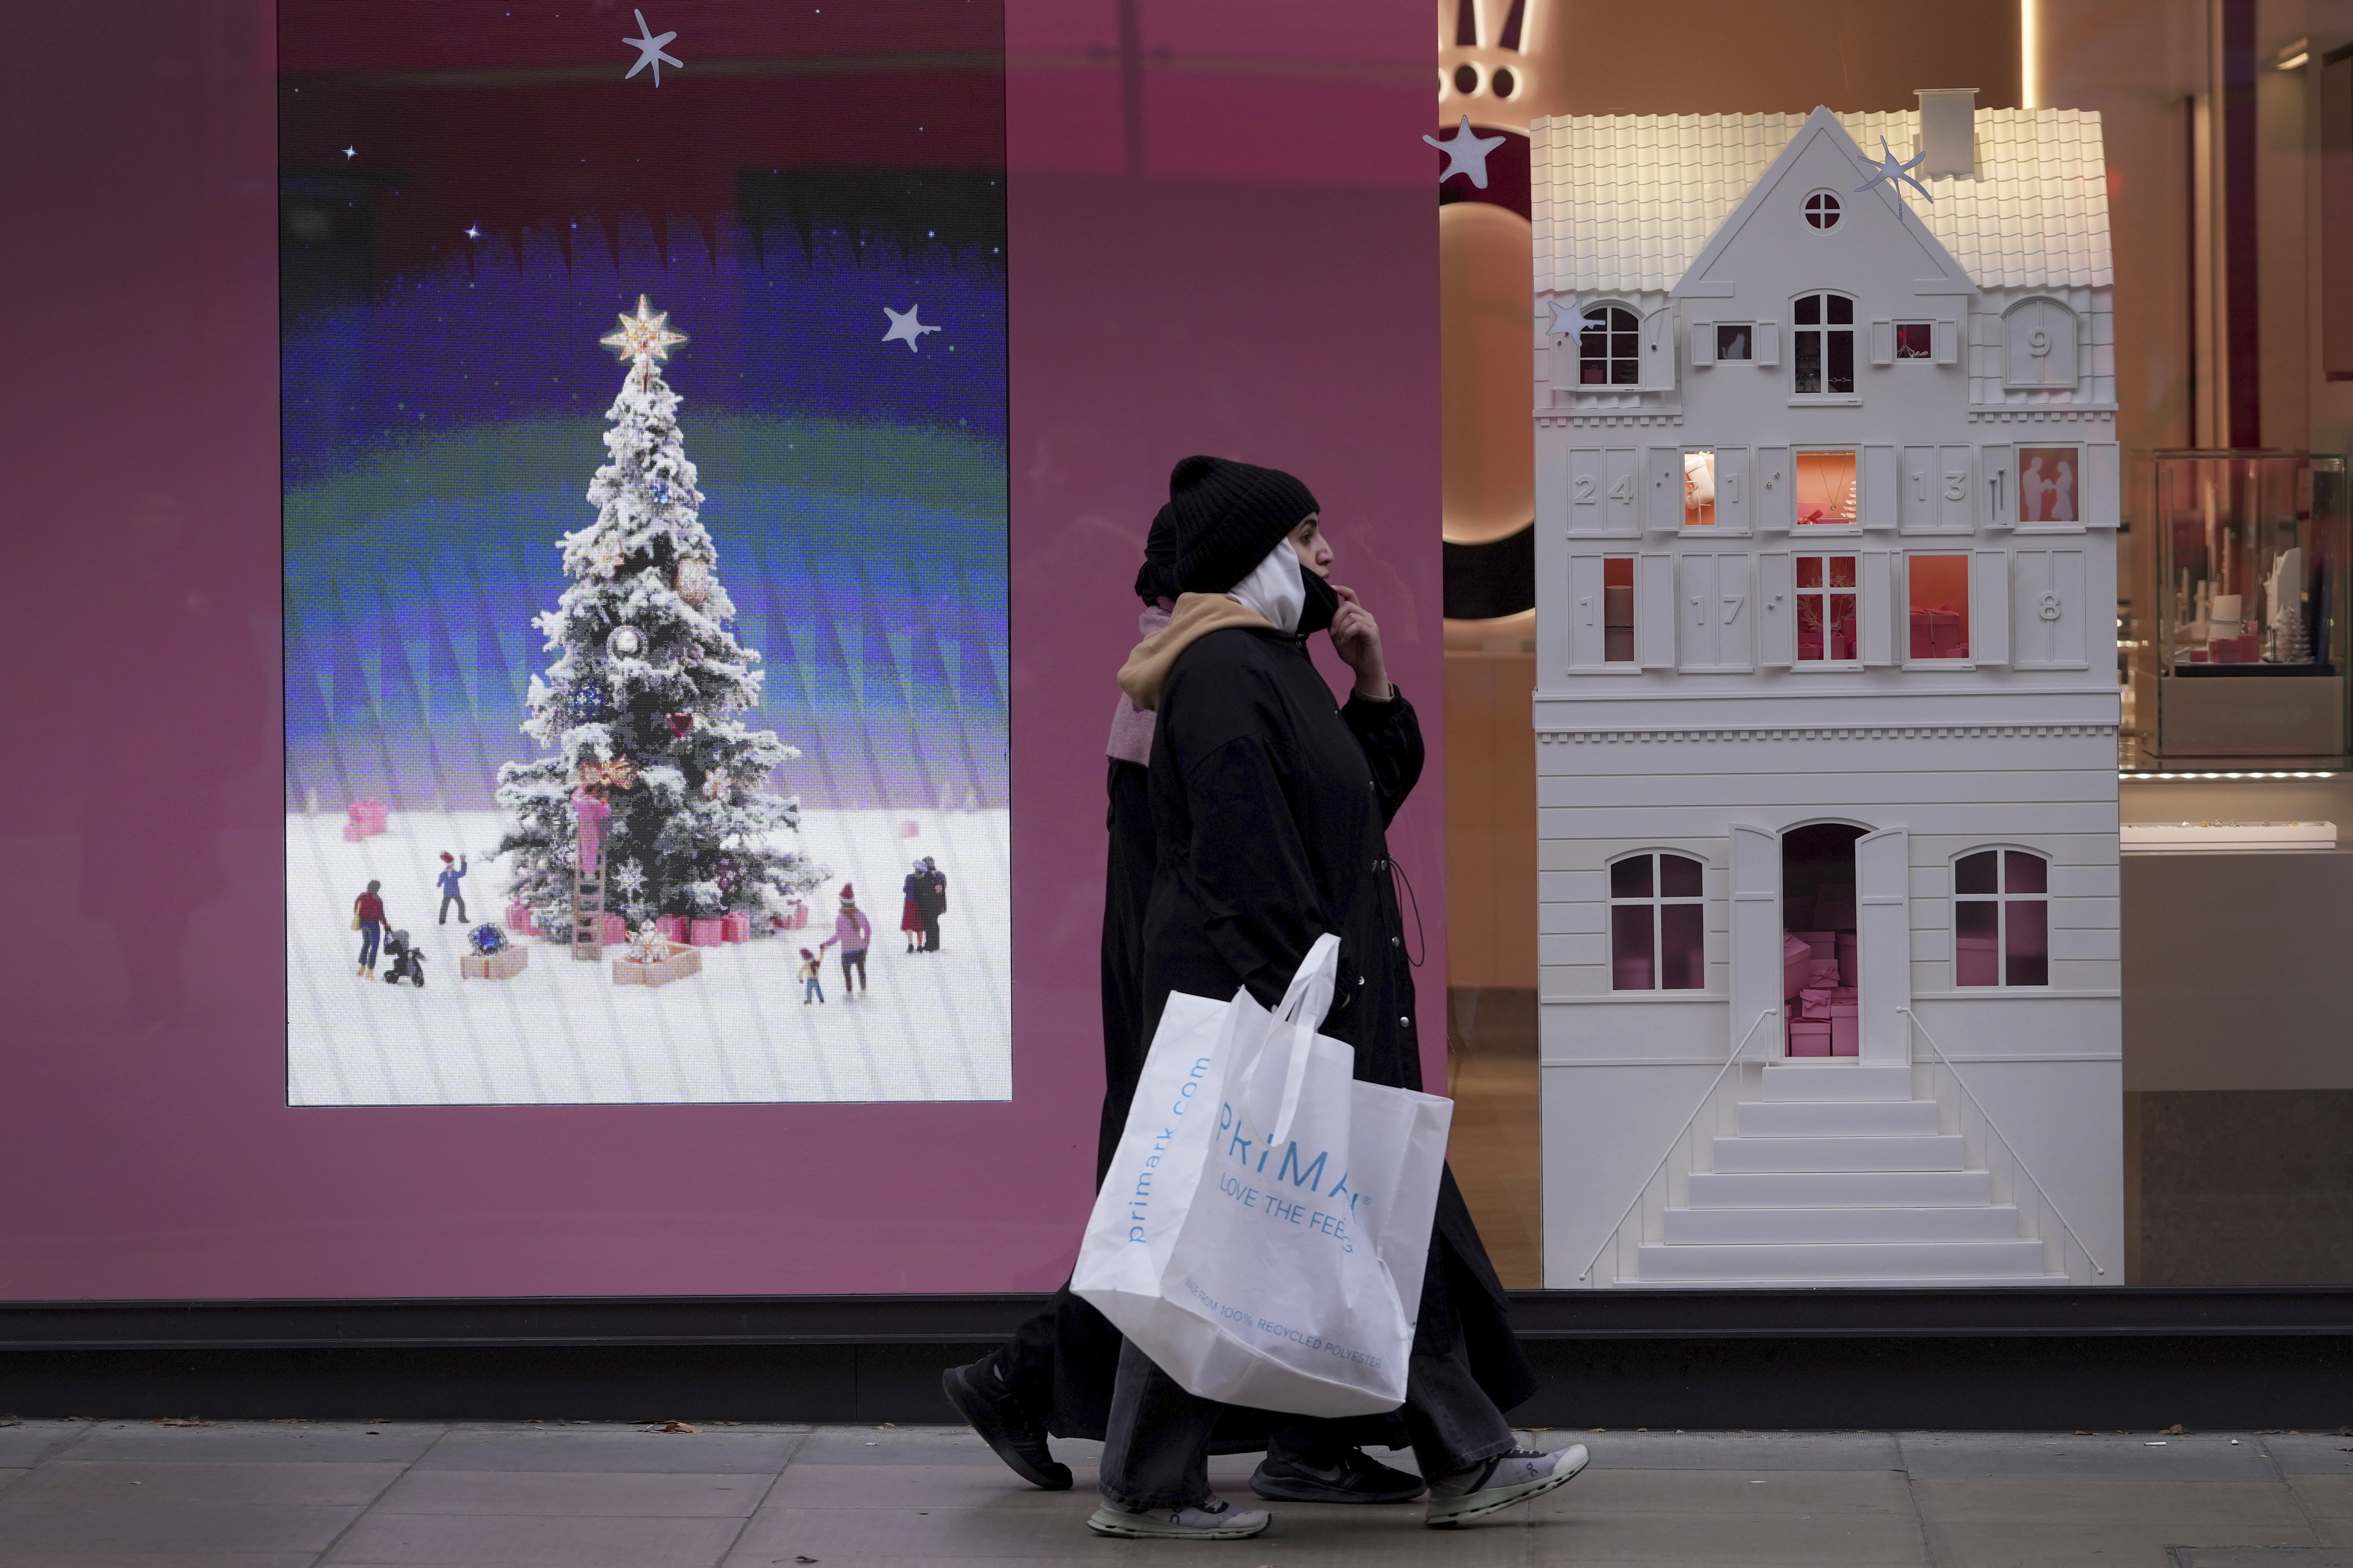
[1085,456,1585,1541]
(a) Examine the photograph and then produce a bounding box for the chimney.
[1914,88,1978,178]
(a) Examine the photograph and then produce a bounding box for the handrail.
[1577,1007,1780,1285]
[1897,1006,2105,1279]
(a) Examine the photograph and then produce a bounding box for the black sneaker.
[1249,1446,1426,1503]
[941,1360,1071,1490]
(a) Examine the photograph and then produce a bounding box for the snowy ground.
[286,808,1010,1105]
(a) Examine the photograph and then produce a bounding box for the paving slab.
[1549,1467,1917,1516]
[0,1501,368,1555]
[1582,1430,1904,1471]
[2270,1434,2353,1474]
[1898,1431,2282,1482]
[792,1425,1100,1467]
[67,1421,444,1464]
[1511,1503,1931,1564]
[413,1424,802,1474]
[373,1467,771,1516]
[0,1554,320,1568]
[2174,1552,2353,1567]
[1911,1478,2315,1531]
[322,1509,748,1566]
[0,1424,91,1468]
[0,1459,408,1509]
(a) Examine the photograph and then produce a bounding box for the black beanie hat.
[1164,456,1320,596]
[1134,503,1179,604]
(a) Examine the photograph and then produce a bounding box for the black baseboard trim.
[1,1292,2349,1427]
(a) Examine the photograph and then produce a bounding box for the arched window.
[1792,292,1855,395]
[1579,305,1641,386]
[1954,849,2049,987]
[1610,852,1705,990]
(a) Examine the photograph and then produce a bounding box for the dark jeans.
[840,948,867,990]
[357,920,382,969]
[921,913,941,951]
[1096,1329,1513,1512]
[438,892,466,924]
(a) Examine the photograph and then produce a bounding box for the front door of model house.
[1732,822,1912,1063]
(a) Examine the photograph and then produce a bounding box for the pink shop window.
[1954,849,2050,988]
[1610,852,1706,991]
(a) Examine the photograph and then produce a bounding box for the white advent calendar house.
[1529,95,2123,1288]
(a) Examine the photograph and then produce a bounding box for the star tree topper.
[1854,136,1933,202]
[601,294,689,374]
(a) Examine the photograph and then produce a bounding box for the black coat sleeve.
[1339,686,1423,828]
[1179,732,1324,1008]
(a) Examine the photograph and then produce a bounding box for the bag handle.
[1233,933,1342,1151]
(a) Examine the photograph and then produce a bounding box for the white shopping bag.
[1073,934,1454,1418]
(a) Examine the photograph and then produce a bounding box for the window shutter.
[1971,549,2010,664]
[1859,550,1894,665]
[1754,446,1793,533]
[1715,552,1754,672]
[1981,443,2016,528]
[1933,318,1959,364]
[1567,447,1607,535]
[1644,446,1684,532]
[1900,445,1938,532]
[1753,321,1780,367]
[1941,445,1976,529]
[1567,554,1607,670]
[1870,320,1895,366]
[1605,447,1641,535]
[1689,319,1716,367]
[2085,442,2122,527]
[1862,445,1900,530]
[1677,554,1718,671]
[1730,825,1783,1057]
[1549,337,1581,395]
[1757,551,1796,667]
[1854,827,1912,1064]
[1640,308,1675,390]
[2012,548,2089,669]
[1636,553,1677,668]
[1714,446,1750,534]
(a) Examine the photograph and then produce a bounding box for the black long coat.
[1140,625,1535,1416]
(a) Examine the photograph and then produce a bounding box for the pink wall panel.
[0,0,1439,1299]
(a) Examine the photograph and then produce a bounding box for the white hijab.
[1226,540,1304,633]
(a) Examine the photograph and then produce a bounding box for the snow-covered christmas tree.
[495,295,824,938]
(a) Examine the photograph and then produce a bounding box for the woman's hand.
[1329,584,1390,700]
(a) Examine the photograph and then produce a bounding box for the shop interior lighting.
[2122,769,2344,781]
[2277,38,2310,70]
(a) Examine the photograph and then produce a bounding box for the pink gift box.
[655,914,688,943]
[689,917,724,947]
[505,902,539,935]
[1782,933,1813,998]
[782,900,810,931]
[1788,1021,1832,1057]
[1796,987,1834,1021]
[1806,958,1842,989]
[1830,1011,1859,1057]
[1792,930,1836,960]
[1836,933,1859,986]
[721,912,750,944]
[598,912,626,946]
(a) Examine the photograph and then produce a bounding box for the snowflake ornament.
[613,859,648,895]
[568,684,614,723]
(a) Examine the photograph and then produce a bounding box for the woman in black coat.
[1085,457,1586,1541]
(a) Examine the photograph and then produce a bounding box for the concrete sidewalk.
[0,1418,2349,1565]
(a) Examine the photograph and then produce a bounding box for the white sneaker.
[1086,1495,1271,1539]
[1424,1444,1590,1528]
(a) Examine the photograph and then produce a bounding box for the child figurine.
[436,851,469,925]
[798,946,826,1005]
[571,785,612,875]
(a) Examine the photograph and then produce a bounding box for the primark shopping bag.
[1072,935,1453,1418]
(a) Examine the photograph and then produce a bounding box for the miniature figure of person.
[436,851,469,925]
[798,946,826,1004]
[571,786,612,876]
[921,856,948,953]
[900,862,925,954]
[2050,457,2076,523]
[352,879,387,977]
[2023,455,2051,524]
[833,884,872,996]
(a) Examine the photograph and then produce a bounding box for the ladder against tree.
[571,860,607,960]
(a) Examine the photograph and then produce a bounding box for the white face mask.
[1225,540,1305,633]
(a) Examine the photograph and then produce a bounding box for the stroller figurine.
[382,929,427,988]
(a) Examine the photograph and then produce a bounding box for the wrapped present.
[598,912,627,946]
[689,917,724,947]
[1807,958,1842,989]
[1830,1006,1859,1057]
[1782,933,1814,999]
[1796,987,1834,1021]
[505,902,539,935]
[721,912,750,943]
[1792,930,1836,960]
[655,913,688,944]
[784,899,810,931]
[1836,932,1859,985]
[1788,1021,1832,1057]
[461,946,528,981]
[342,799,389,841]
[612,940,702,988]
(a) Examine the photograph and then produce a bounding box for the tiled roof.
[1530,109,2111,296]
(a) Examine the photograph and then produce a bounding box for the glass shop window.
[1579,305,1641,386]
[1906,554,1972,660]
[1684,451,1716,527]
[1603,556,1635,662]
[1796,555,1859,663]
[2018,446,2080,525]
[1610,852,1706,991]
[1794,449,1858,525]
[1954,850,2049,988]
[1715,323,1752,361]
[1896,321,1935,360]
[1792,291,1855,394]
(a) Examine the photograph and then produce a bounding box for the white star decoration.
[600,294,689,366]
[1425,115,1508,190]
[1545,298,1585,336]
[464,224,483,240]
[882,304,941,352]
[341,146,357,160]
[1854,136,1933,202]
[622,9,682,85]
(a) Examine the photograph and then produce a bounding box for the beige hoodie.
[1116,592,1273,711]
